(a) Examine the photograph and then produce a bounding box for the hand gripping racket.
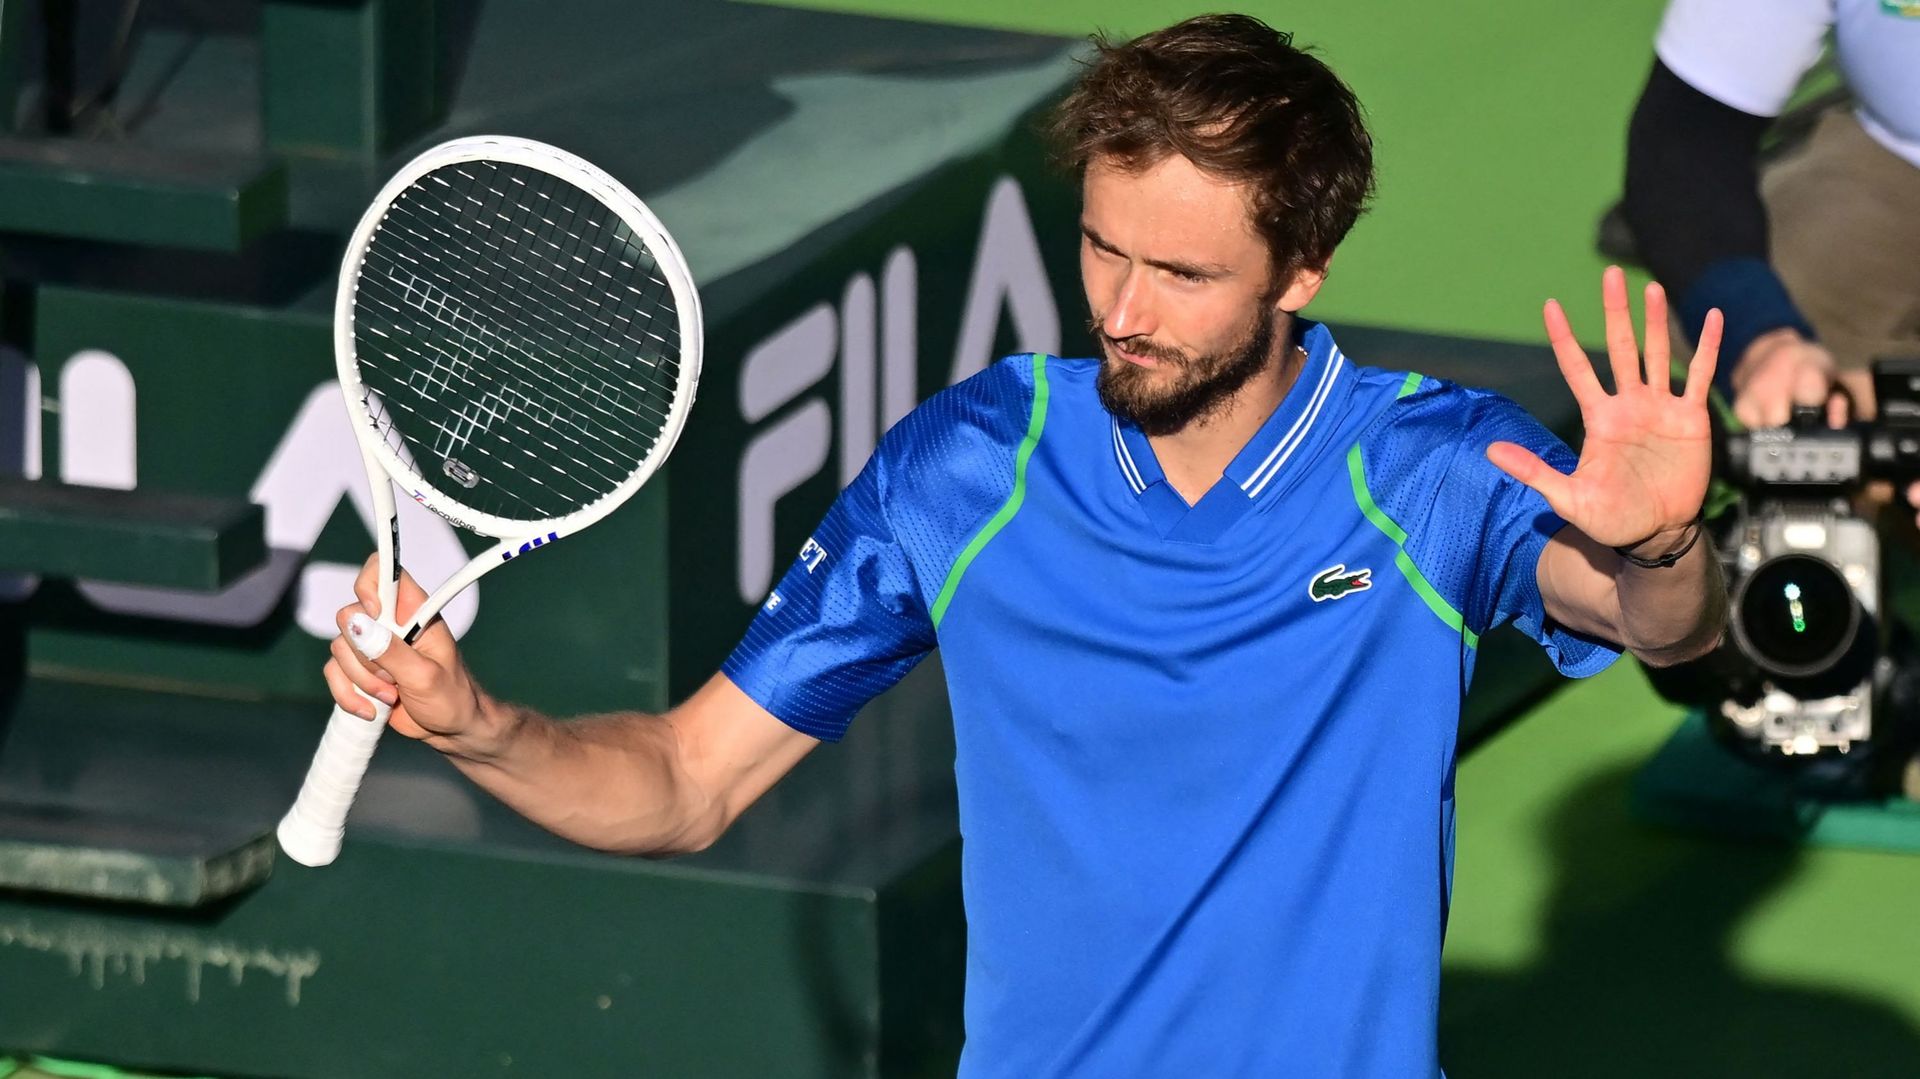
[277,135,702,867]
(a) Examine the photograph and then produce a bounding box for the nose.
[1102,266,1156,341]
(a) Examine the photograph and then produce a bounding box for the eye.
[1171,269,1209,285]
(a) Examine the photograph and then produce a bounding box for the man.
[327,16,1727,1076]
[1622,0,1920,437]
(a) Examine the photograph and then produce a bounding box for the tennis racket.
[276,135,702,867]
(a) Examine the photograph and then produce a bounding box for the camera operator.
[1621,0,1919,454]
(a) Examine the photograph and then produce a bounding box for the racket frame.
[279,135,702,867]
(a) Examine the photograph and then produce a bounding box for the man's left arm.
[1535,520,1725,667]
[1488,266,1729,667]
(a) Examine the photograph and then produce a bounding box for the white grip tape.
[277,697,392,867]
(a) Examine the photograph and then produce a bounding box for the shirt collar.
[1110,320,1347,501]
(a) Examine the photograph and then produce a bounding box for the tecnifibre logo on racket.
[501,531,562,561]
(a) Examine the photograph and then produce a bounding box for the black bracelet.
[1613,520,1703,569]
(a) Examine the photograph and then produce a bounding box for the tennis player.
[326,15,1728,1076]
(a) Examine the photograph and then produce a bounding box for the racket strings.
[442,168,679,429]
[396,167,676,479]
[351,159,683,522]
[376,175,677,476]
[372,183,671,432]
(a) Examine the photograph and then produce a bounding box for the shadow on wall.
[1441,763,1920,1077]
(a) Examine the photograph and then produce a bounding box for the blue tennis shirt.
[724,320,1619,1077]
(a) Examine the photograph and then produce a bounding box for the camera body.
[1696,358,1920,776]
[1715,496,1881,756]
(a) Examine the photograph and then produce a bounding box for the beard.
[1093,303,1280,437]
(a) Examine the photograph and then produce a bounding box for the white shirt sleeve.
[1654,0,1833,117]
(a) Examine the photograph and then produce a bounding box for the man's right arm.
[324,361,975,855]
[324,560,818,856]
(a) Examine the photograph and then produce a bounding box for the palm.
[1487,267,1721,550]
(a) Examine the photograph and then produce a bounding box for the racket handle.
[277,699,392,867]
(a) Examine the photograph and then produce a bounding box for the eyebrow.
[1080,221,1236,280]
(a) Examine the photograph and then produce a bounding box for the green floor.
[751,2,1920,1074]
[1447,663,1920,1075]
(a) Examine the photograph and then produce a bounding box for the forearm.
[1542,524,1727,667]
[1609,524,1728,665]
[1622,60,1815,386]
[1622,60,1771,298]
[441,698,724,856]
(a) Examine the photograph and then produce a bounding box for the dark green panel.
[878,838,967,1078]
[0,0,31,138]
[0,672,965,1077]
[0,139,287,251]
[262,0,442,159]
[377,0,444,147]
[0,844,881,1078]
[0,478,265,591]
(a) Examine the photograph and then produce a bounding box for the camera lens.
[1732,554,1860,679]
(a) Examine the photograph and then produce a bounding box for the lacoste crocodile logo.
[1309,563,1373,602]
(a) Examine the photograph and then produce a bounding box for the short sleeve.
[722,455,936,742]
[1357,381,1622,678]
[1654,0,1831,118]
[1451,397,1622,678]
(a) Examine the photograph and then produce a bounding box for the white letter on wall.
[738,304,838,603]
[881,246,918,427]
[949,177,1060,385]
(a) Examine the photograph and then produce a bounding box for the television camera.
[1652,358,1920,794]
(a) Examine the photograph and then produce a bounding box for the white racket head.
[335,135,704,541]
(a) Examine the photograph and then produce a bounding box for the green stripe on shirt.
[931,354,1052,629]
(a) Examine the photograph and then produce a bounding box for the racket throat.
[501,530,562,562]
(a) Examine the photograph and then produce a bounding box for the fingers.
[1735,389,1793,429]
[1601,266,1642,392]
[352,555,432,626]
[1735,390,1791,429]
[1542,299,1605,406]
[1486,441,1572,515]
[330,635,396,707]
[344,612,443,695]
[353,555,383,619]
[1792,359,1833,408]
[332,601,440,699]
[324,657,383,721]
[1684,308,1723,409]
[335,604,392,674]
[1643,281,1671,395]
[1826,389,1852,429]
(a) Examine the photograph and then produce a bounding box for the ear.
[1273,261,1329,314]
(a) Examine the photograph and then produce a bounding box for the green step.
[0,801,273,907]
[0,671,967,1077]
[0,138,288,252]
[1634,712,1920,852]
[0,478,266,590]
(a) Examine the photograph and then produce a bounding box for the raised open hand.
[1486,266,1721,553]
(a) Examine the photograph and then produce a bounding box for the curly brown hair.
[1048,14,1376,283]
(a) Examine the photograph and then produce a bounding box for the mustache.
[1087,316,1186,365]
